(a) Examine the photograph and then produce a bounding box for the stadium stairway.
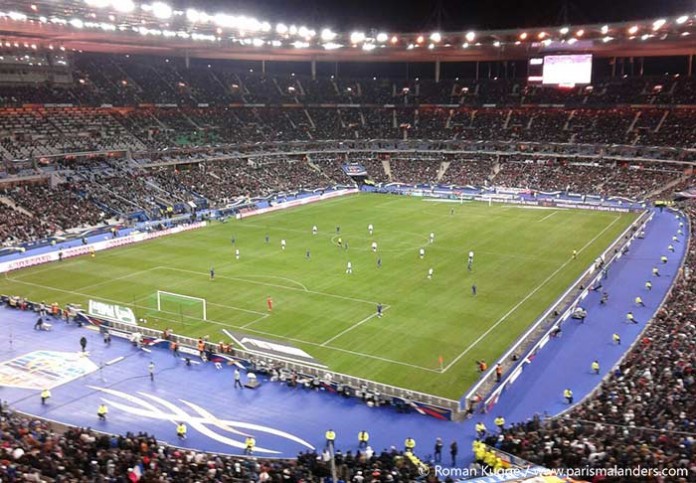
[0,209,686,468]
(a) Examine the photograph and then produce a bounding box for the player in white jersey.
[312,225,318,235]
[468,251,474,271]
[419,248,425,259]
[346,261,353,274]
[429,232,435,244]
[427,268,433,280]
[235,249,240,260]
[368,224,374,236]
[281,239,286,250]
[371,241,378,252]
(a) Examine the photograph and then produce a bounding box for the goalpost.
[156,291,207,321]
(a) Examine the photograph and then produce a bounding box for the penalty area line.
[441,215,623,373]
[320,305,391,346]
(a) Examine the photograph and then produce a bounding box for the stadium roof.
[0,1,694,61]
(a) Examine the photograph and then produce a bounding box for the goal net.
[154,291,207,321]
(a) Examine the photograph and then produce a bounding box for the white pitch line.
[320,306,391,346]
[72,267,161,293]
[240,313,270,329]
[158,267,380,306]
[237,275,308,291]
[238,325,440,372]
[442,215,623,372]
[7,269,437,372]
[538,211,559,222]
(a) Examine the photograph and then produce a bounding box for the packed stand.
[5,184,104,232]
[492,161,681,199]
[439,159,495,187]
[486,205,696,480]
[0,202,51,246]
[0,405,431,482]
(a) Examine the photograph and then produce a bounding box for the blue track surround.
[0,206,687,469]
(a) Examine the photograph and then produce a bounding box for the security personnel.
[177,422,187,440]
[495,364,503,383]
[41,388,51,405]
[635,296,645,307]
[613,333,621,345]
[626,312,638,324]
[652,267,660,277]
[325,429,336,449]
[97,404,108,421]
[591,360,600,374]
[244,436,255,455]
[661,255,668,264]
[404,437,416,453]
[475,422,487,439]
[494,416,505,431]
[564,388,573,404]
[645,280,652,291]
[358,430,369,449]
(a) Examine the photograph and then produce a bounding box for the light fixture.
[676,15,688,24]
[519,32,527,40]
[465,31,475,42]
[321,28,337,41]
[430,32,441,43]
[652,19,666,30]
[151,2,172,19]
[628,25,639,34]
[350,31,365,43]
[376,32,388,42]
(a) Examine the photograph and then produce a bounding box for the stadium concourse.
[0,208,687,470]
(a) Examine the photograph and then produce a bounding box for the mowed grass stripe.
[0,194,637,398]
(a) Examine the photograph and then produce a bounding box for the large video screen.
[541,54,592,85]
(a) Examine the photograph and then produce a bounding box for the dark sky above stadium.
[191,0,693,31]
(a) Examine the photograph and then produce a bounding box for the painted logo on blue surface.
[89,386,316,454]
[0,351,98,390]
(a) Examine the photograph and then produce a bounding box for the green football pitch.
[0,194,637,399]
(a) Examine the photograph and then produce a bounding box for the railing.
[553,206,691,417]
[465,208,652,413]
[102,319,462,417]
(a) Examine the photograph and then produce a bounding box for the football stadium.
[0,0,694,481]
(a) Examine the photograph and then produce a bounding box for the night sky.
[189,0,694,32]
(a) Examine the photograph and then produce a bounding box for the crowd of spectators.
[485,205,696,480]
[0,202,50,246]
[0,52,695,158]
[492,161,682,198]
[439,158,495,187]
[0,406,429,482]
[388,159,442,185]
[5,52,693,108]
[0,104,695,157]
[6,185,104,232]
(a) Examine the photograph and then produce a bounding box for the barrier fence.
[0,190,671,421]
[464,208,652,413]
